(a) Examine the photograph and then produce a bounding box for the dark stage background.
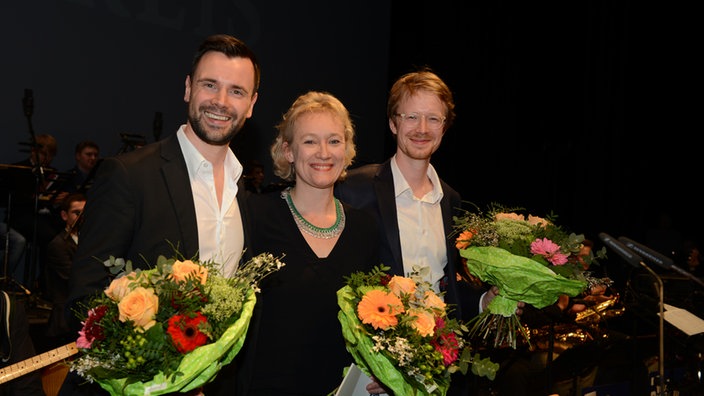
[1,1,699,267]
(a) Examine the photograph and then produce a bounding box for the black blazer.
[335,159,481,322]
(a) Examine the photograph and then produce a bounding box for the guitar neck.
[0,342,78,384]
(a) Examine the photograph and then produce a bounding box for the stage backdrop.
[1,0,391,182]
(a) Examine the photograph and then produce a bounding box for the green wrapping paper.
[460,246,587,316]
[95,289,257,396]
[337,286,448,396]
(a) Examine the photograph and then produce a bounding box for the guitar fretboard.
[0,342,77,384]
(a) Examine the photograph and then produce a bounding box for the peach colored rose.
[118,287,159,330]
[171,260,208,284]
[527,215,549,227]
[387,276,416,296]
[424,290,446,312]
[104,272,138,301]
[495,212,525,221]
[409,309,436,337]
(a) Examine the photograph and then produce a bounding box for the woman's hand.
[366,376,387,395]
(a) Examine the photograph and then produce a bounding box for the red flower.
[78,305,109,348]
[431,317,461,366]
[167,312,209,353]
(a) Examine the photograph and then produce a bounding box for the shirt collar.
[390,155,444,203]
[176,125,243,182]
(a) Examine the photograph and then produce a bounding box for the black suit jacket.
[45,229,77,342]
[335,159,481,322]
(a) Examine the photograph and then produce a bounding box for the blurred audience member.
[10,134,62,291]
[242,159,265,193]
[55,141,100,202]
[44,193,85,347]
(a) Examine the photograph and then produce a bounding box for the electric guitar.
[0,342,77,384]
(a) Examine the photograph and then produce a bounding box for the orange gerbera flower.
[357,289,404,330]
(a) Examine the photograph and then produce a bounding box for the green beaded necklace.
[282,188,345,239]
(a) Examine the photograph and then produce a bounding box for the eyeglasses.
[395,113,446,130]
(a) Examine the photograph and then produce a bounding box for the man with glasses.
[335,69,490,395]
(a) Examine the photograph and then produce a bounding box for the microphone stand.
[639,260,666,395]
[24,89,42,295]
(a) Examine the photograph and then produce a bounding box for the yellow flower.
[408,308,436,337]
[118,286,159,330]
[171,260,208,284]
[387,276,416,296]
[105,272,138,301]
[424,290,446,312]
[357,289,404,330]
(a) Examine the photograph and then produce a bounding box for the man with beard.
[60,34,260,396]
[335,69,493,396]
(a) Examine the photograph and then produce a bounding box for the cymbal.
[0,164,33,171]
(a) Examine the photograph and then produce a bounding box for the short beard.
[188,107,245,146]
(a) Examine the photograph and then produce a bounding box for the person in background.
[335,69,495,395]
[55,140,100,201]
[59,33,260,396]
[0,212,28,290]
[44,193,85,348]
[235,91,380,395]
[242,159,265,193]
[11,134,62,292]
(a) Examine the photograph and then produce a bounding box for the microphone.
[153,111,163,142]
[618,237,674,271]
[598,232,643,269]
[620,236,704,288]
[23,88,34,117]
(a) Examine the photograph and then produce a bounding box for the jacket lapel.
[374,161,404,274]
[159,136,199,258]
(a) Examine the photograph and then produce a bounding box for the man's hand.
[481,285,524,315]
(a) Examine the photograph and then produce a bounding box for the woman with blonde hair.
[235,91,379,395]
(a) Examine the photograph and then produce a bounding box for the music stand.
[0,164,35,292]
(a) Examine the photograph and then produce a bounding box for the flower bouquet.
[70,252,285,395]
[337,265,498,396]
[453,203,608,348]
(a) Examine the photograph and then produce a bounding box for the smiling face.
[283,111,347,191]
[184,51,258,146]
[389,90,447,163]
